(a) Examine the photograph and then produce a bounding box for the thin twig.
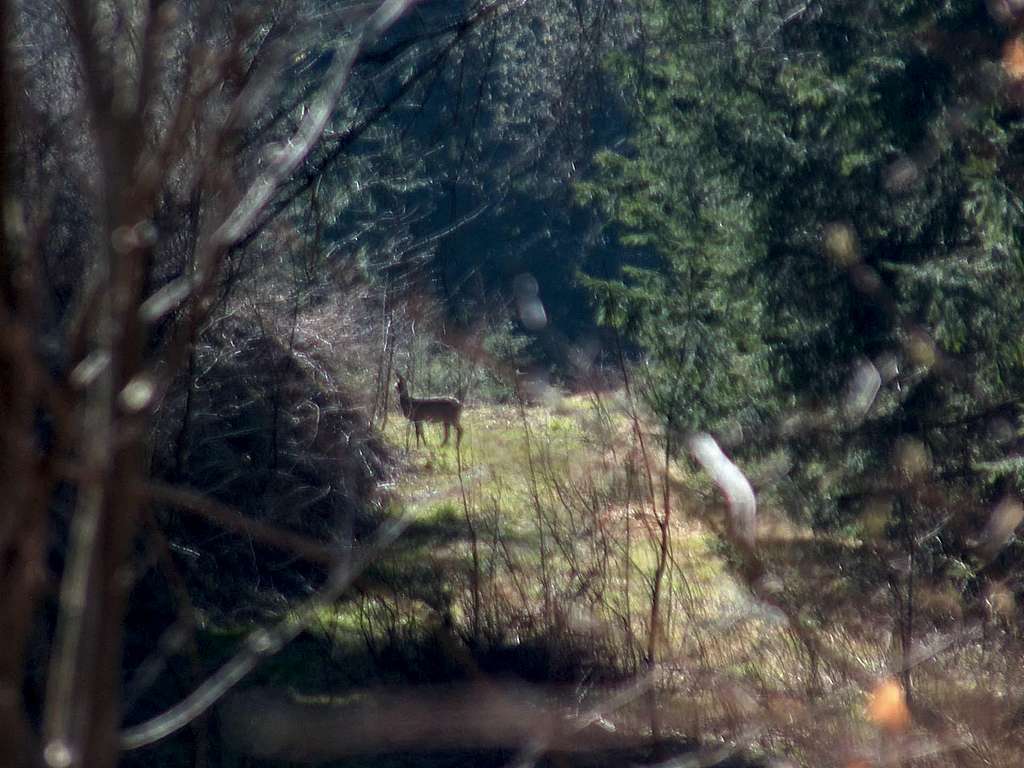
[120,513,411,751]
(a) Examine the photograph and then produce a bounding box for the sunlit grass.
[360,390,993,759]
[376,395,772,667]
[219,388,998,759]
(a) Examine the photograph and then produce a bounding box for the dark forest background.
[3,1,1024,767]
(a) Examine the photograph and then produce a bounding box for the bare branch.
[120,514,411,751]
[139,478,342,566]
[211,0,418,251]
[687,433,756,551]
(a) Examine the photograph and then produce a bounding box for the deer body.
[395,374,463,448]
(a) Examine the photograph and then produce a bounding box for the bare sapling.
[395,373,463,447]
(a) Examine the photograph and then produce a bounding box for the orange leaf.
[1003,36,1024,80]
[867,678,911,733]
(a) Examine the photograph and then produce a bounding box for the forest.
[2,1,1024,766]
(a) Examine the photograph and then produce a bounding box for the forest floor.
[354,394,849,761]
[219,392,1012,767]
[367,392,1006,763]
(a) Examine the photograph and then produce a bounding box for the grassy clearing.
[382,400,585,502]
[172,389,1021,768]
[378,395,777,680]
[373,393,899,759]
[194,392,1020,765]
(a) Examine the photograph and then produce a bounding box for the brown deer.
[395,373,463,448]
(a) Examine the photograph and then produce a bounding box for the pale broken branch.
[687,432,756,551]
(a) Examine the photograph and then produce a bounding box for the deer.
[395,373,463,448]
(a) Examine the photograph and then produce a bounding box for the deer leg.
[456,423,463,448]
[442,423,450,445]
[415,421,424,447]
